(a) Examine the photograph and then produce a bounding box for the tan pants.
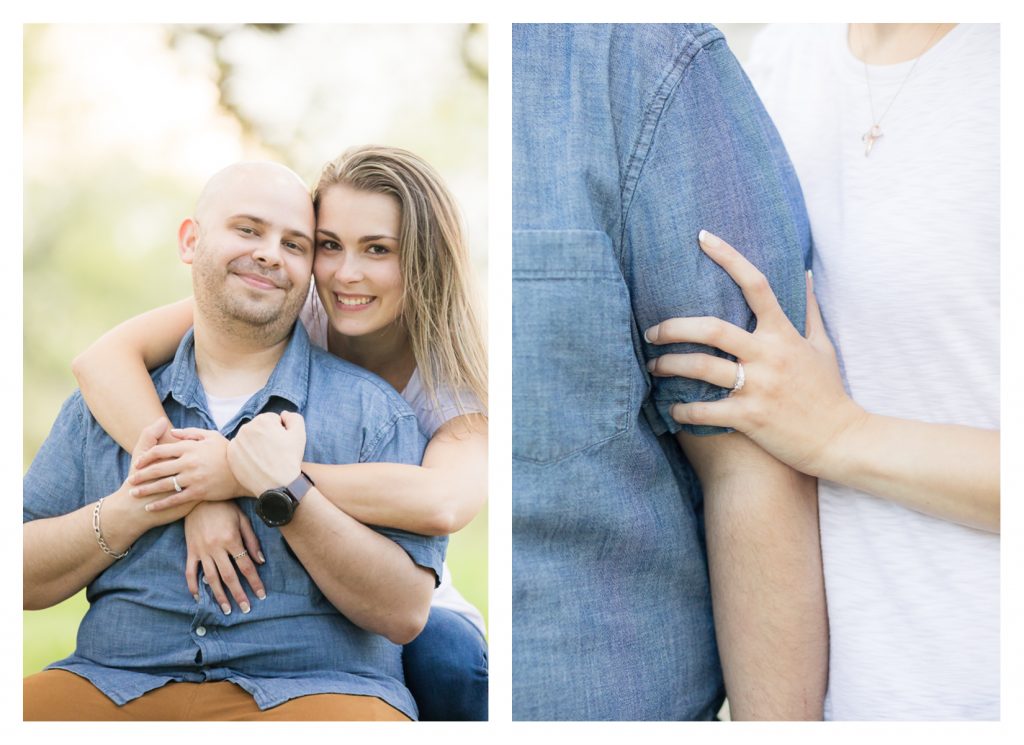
[23,669,410,721]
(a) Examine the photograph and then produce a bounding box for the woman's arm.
[648,230,1000,532]
[302,413,488,536]
[72,298,195,452]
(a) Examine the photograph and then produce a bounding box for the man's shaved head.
[194,162,310,224]
[181,161,315,346]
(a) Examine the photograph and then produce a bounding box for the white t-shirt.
[747,24,999,720]
[300,292,487,637]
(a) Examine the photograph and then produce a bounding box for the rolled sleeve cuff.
[374,528,448,588]
[646,378,734,438]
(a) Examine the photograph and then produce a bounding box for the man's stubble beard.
[192,244,310,346]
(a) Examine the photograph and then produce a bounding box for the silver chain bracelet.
[92,497,130,560]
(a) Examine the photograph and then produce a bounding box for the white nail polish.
[193,593,200,602]
[241,602,251,614]
[221,604,231,615]
[699,229,722,249]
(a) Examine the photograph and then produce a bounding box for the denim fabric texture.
[402,607,488,721]
[23,324,447,720]
[512,24,810,720]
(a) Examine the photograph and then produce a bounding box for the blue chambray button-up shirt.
[513,24,810,720]
[23,323,447,720]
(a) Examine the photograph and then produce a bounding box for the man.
[23,162,445,720]
[512,24,827,720]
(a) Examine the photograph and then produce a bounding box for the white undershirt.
[300,293,486,636]
[748,24,999,720]
[205,390,256,431]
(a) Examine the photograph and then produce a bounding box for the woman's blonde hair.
[313,145,487,415]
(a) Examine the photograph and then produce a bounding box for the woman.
[72,145,488,721]
[646,24,999,720]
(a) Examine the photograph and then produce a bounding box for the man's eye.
[237,226,257,236]
[284,241,305,252]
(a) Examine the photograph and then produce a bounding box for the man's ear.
[178,218,199,265]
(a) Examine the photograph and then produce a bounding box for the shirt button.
[196,626,207,637]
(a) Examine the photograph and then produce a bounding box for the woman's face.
[313,184,404,340]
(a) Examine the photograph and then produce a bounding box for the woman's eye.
[367,244,390,256]
[318,240,340,251]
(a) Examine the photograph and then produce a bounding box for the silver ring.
[172,475,183,493]
[730,361,746,394]
[233,550,249,561]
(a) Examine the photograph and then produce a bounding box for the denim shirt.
[23,324,447,720]
[512,24,810,720]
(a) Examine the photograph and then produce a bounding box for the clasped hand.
[127,411,307,614]
[645,229,867,476]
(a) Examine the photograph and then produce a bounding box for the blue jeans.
[403,607,488,721]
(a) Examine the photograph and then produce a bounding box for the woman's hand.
[645,229,867,476]
[227,412,307,496]
[129,428,249,511]
[185,501,266,615]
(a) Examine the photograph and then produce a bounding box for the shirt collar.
[155,323,311,415]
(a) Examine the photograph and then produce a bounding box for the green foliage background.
[23,23,488,674]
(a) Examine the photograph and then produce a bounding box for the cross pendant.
[862,124,883,157]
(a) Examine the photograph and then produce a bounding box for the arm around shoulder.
[71,298,194,452]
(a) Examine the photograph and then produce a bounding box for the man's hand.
[227,412,307,496]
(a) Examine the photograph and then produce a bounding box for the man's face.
[182,164,315,341]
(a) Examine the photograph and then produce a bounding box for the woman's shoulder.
[402,368,485,439]
[299,288,330,351]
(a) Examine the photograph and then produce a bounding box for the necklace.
[858,24,943,157]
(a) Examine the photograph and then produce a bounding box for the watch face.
[258,490,294,526]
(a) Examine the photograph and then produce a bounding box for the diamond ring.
[233,550,249,561]
[730,362,746,395]
[172,475,183,493]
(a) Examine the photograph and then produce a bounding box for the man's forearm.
[278,488,435,645]
[24,488,148,610]
[677,430,828,721]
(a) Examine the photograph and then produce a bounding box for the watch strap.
[286,471,315,502]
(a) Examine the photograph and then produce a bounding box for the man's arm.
[677,431,827,720]
[279,489,435,644]
[24,418,193,610]
[227,412,436,645]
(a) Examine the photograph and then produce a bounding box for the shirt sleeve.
[23,392,88,522]
[362,410,448,587]
[623,34,811,436]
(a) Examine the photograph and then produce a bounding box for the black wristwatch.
[255,472,315,527]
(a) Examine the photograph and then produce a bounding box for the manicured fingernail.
[644,326,658,343]
[240,602,251,614]
[646,359,656,371]
[144,503,152,512]
[699,229,722,249]
[257,590,267,600]
[221,603,231,615]
[129,488,139,497]
[193,593,200,602]
[257,551,265,564]
[202,576,209,585]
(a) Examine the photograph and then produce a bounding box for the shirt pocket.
[513,229,636,465]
